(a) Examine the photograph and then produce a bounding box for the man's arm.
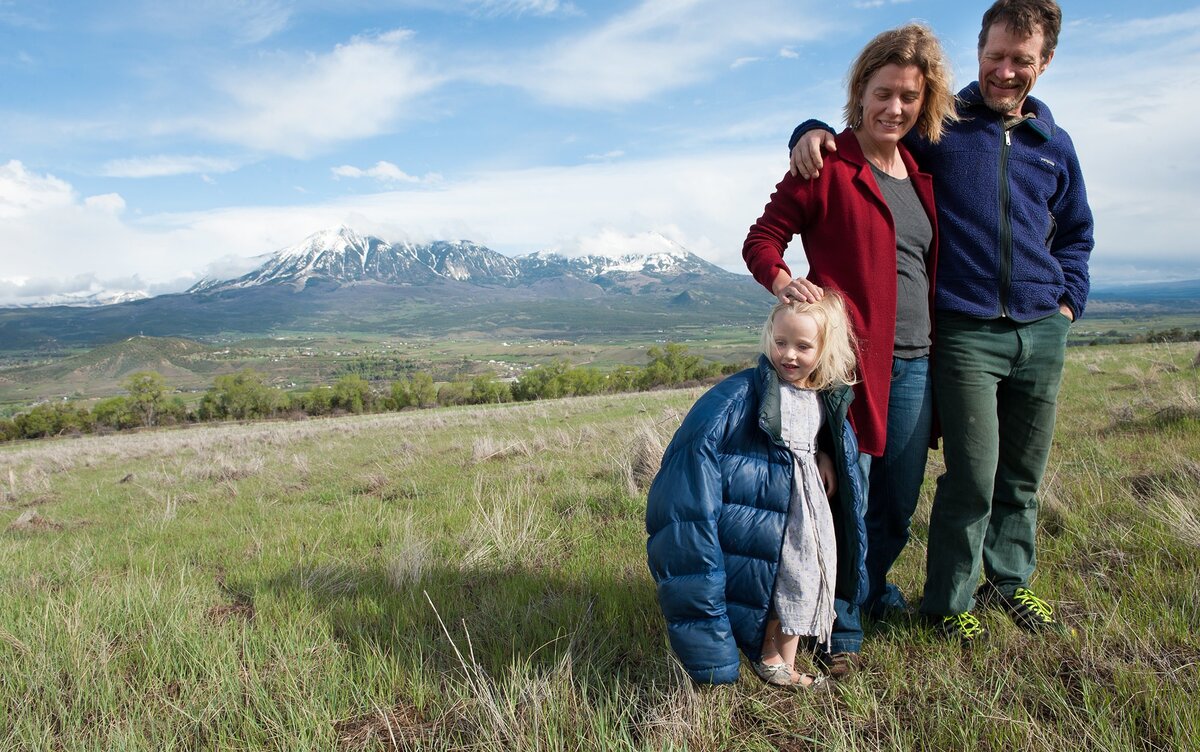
[788,120,837,179]
[1049,133,1094,321]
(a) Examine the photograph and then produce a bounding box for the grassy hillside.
[0,336,242,408]
[18,335,215,380]
[0,275,768,352]
[0,343,1197,750]
[0,328,766,413]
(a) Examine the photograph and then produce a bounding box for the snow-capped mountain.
[4,288,152,309]
[188,226,730,294]
[0,226,767,350]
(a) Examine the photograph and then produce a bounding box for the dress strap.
[786,439,817,456]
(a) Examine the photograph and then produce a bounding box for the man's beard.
[983,94,1022,115]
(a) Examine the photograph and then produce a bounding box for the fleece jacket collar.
[960,82,1055,142]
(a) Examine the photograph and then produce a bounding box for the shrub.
[198,369,282,420]
[331,374,373,414]
[123,370,168,427]
[470,375,512,405]
[92,396,134,430]
[638,343,720,389]
[437,379,473,406]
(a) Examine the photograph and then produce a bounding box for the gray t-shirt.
[869,162,932,358]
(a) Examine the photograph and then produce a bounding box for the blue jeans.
[858,356,934,617]
[849,359,931,618]
[830,359,931,652]
[829,357,931,653]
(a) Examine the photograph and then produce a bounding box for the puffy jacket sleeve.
[645,398,741,684]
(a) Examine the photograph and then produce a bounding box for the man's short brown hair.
[978,0,1062,60]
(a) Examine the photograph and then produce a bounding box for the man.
[789,0,1092,642]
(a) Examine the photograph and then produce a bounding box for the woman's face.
[857,63,926,151]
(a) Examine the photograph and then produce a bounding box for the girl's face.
[770,310,821,386]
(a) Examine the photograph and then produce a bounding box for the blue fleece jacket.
[645,357,867,684]
[789,82,1094,322]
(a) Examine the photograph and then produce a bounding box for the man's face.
[977,22,1053,116]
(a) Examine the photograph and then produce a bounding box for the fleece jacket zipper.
[998,127,1013,318]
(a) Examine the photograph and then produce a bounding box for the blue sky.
[1,0,1197,306]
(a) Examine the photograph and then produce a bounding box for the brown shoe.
[822,652,860,681]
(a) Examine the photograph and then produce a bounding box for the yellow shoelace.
[947,612,985,637]
[1013,588,1054,620]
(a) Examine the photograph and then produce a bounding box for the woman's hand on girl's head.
[816,451,837,495]
[772,275,825,305]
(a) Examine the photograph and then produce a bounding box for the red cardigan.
[742,129,938,457]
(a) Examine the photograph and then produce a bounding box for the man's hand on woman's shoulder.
[789,130,838,179]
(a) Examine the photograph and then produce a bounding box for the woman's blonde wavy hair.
[760,291,859,391]
[842,22,959,144]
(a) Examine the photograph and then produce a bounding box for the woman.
[742,22,958,677]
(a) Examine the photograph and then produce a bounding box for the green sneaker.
[934,611,987,644]
[978,584,1072,636]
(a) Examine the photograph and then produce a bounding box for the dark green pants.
[921,312,1070,616]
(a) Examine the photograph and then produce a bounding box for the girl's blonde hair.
[760,292,859,390]
[842,22,959,144]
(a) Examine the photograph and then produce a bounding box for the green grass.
[1,343,1198,750]
[0,326,765,413]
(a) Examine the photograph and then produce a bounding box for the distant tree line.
[0,343,740,442]
[1080,327,1200,347]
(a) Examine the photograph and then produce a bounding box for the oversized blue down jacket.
[645,356,868,684]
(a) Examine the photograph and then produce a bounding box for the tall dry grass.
[0,348,1197,750]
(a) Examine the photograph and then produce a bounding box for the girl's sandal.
[751,662,831,691]
[787,671,831,692]
[750,661,792,686]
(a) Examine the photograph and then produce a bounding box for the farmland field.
[1,342,1198,750]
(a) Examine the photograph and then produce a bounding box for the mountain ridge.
[187,225,732,295]
[0,226,767,351]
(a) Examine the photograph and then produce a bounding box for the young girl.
[646,293,867,689]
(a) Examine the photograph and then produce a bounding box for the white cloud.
[84,193,126,214]
[0,5,48,30]
[196,29,442,157]
[1036,9,1200,283]
[584,150,625,161]
[0,148,786,304]
[147,148,788,276]
[1082,7,1200,41]
[139,0,293,44]
[331,161,441,184]
[779,47,799,59]
[550,227,690,258]
[0,160,75,218]
[100,155,242,178]
[731,56,761,69]
[0,272,146,303]
[3,4,1196,306]
[479,0,834,107]
[851,0,912,8]
[0,162,227,304]
[470,0,575,17]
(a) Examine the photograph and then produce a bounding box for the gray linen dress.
[772,383,838,647]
